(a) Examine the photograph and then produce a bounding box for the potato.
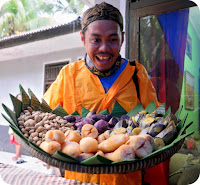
[98,134,130,153]
[65,130,82,143]
[80,137,98,153]
[61,140,81,159]
[40,141,61,155]
[126,136,145,150]
[45,130,65,144]
[78,153,94,161]
[135,140,153,158]
[95,150,105,157]
[104,144,135,162]
[97,132,110,144]
[126,135,153,158]
[81,124,98,139]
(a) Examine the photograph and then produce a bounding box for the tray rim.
[14,133,184,174]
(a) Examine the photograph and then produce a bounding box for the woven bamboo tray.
[3,85,194,174]
[14,133,184,174]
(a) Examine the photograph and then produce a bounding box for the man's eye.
[110,38,117,42]
[93,38,100,42]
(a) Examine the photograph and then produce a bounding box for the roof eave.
[0,18,81,49]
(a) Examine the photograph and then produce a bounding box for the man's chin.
[96,66,111,72]
[95,63,113,72]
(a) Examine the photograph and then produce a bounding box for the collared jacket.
[43,59,160,114]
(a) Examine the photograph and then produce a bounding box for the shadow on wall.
[0,125,30,156]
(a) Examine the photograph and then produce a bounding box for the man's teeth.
[98,56,109,60]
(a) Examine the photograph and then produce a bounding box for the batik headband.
[81,2,123,31]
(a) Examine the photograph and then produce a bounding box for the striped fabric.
[0,164,98,185]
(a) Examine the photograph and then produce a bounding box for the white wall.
[0,33,86,126]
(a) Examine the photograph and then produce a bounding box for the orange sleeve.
[43,62,82,114]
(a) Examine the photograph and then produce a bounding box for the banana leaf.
[175,105,183,121]
[51,104,68,117]
[19,84,30,111]
[71,110,79,115]
[156,102,166,116]
[177,113,188,131]
[28,88,41,111]
[10,94,22,118]
[163,106,171,118]
[40,98,52,113]
[52,150,80,163]
[2,104,17,125]
[80,155,112,165]
[145,100,157,113]
[126,103,144,117]
[81,107,90,117]
[99,109,109,115]
[110,101,127,118]
[178,121,193,137]
[2,113,19,131]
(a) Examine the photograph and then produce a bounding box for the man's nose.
[99,41,110,51]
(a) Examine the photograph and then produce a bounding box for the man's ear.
[121,31,125,46]
[80,31,85,45]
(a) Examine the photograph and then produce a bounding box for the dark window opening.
[44,61,69,93]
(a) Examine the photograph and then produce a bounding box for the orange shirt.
[43,59,160,114]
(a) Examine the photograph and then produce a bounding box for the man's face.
[80,20,124,71]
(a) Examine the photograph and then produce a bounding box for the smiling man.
[81,19,124,72]
[43,2,166,185]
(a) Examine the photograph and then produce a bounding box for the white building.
[0,0,127,126]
